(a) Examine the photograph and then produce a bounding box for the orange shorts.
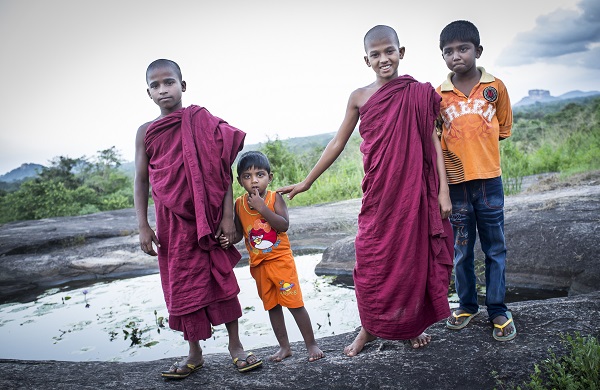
[250,257,304,311]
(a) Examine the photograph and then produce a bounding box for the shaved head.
[364,25,400,52]
[146,59,182,83]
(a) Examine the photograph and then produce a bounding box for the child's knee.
[288,306,306,314]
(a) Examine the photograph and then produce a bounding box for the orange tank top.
[235,190,293,267]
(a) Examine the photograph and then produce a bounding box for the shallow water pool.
[0,254,361,362]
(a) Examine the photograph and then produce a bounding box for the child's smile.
[363,35,405,81]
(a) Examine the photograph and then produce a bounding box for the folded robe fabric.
[145,105,245,316]
[355,76,454,340]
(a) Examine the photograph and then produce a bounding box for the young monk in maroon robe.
[278,25,454,356]
[134,59,262,379]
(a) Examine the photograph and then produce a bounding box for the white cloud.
[0,0,597,174]
[499,0,600,68]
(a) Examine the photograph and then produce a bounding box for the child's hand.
[216,218,236,246]
[438,192,452,219]
[247,189,266,212]
[276,181,310,200]
[139,225,160,256]
[218,234,230,249]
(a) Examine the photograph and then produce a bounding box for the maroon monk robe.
[145,105,246,317]
[355,76,454,340]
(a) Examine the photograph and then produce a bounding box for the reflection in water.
[0,254,359,362]
[1,253,561,362]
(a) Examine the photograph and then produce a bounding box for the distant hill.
[2,134,337,182]
[118,161,135,178]
[241,132,336,155]
[514,89,600,107]
[0,163,44,183]
[513,94,600,117]
[2,91,594,183]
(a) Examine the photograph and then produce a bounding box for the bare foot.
[343,328,377,357]
[409,333,431,349]
[307,344,324,362]
[269,347,292,362]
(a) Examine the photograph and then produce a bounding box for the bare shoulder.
[135,121,154,143]
[137,121,153,135]
[274,191,286,203]
[350,83,378,110]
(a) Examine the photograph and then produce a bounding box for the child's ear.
[147,89,152,99]
[269,173,273,182]
[398,46,406,59]
[181,80,187,92]
[476,45,483,58]
[364,56,371,67]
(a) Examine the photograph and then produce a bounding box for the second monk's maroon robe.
[145,105,245,316]
[354,76,454,340]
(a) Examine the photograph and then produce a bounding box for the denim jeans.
[449,177,507,320]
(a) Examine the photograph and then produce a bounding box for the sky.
[1,0,599,175]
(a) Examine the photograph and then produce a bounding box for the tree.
[36,156,86,189]
[0,147,134,223]
[259,137,304,184]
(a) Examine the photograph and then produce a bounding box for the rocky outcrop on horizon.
[513,89,600,107]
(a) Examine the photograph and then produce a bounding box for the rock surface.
[0,172,599,389]
[0,208,158,301]
[318,175,600,296]
[0,291,598,389]
[3,174,599,302]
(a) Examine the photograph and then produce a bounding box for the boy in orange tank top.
[220,151,324,363]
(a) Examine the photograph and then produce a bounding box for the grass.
[494,333,600,390]
[500,97,600,194]
[239,97,600,202]
[1,97,598,220]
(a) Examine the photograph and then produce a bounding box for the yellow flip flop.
[493,312,517,341]
[233,351,263,373]
[161,361,203,379]
[446,308,480,330]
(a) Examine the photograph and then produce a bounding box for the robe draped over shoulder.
[354,76,454,340]
[145,105,245,316]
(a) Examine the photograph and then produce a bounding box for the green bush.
[518,333,600,390]
[233,135,363,206]
[0,147,133,223]
[99,189,133,211]
[501,97,600,190]
[500,140,529,194]
[1,98,598,222]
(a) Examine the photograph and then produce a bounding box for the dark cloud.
[499,0,600,69]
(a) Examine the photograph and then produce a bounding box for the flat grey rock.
[0,291,598,389]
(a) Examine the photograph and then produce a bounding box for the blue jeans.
[449,177,507,320]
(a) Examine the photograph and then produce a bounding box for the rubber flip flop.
[233,351,263,373]
[161,362,202,379]
[446,308,480,330]
[493,311,517,341]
